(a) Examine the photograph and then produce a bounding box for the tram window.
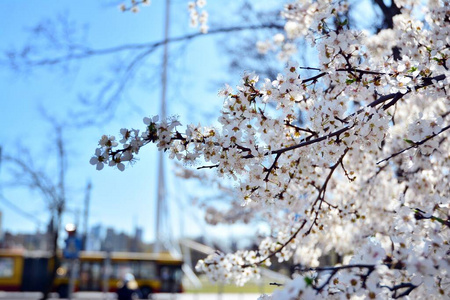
[115,262,132,279]
[130,261,140,277]
[140,262,156,279]
[81,261,90,273]
[174,268,182,284]
[109,263,117,279]
[91,262,102,281]
[0,258,14,278]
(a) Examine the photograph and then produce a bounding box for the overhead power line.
[0,194,43,228]
[0,145,43,229]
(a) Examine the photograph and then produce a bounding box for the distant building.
[135,227,143,243]
[130,226,144,252]
[1,223,149,253]
[1,230,49,250]
[0,210,3,242]
[86,223,103,251]
[102,227,130,252]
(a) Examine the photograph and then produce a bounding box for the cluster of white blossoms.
[196,250,261,286]
[188,0,209,33]
[119,0,208,33]
[119,0,150,13]
[95,0,450,298]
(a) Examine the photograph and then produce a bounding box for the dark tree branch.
[296,263,418,297]
[377,124,450,165]
[6,23,284,68]
[380,283,418,299]
[285,121,318,137]
[414,208,450,227]
[240,74,446,160]
[269,282,284,287]
[240,219,308,268]
[372,0,402,29]
[264,152,281,182]
[307,150,347,234]
[197,164,219,170]
[104,71,446,172]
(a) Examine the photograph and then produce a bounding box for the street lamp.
[64,223,80,300]
[65,223,77,235]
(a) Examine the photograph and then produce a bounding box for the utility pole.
[155,0,171,254]
[0,146,2,176]
[82,180,91,250]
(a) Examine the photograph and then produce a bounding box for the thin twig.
[377,124,450,164]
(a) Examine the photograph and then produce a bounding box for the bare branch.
[6,23,284,68]
[377,124,450,165]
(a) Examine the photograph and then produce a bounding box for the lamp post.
[64,223,81,300]
[102,242,112,296]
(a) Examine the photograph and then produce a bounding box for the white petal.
[90,157,98,165]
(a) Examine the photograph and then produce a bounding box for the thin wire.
[0,194,43,227]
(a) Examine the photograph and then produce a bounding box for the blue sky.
[0,0,252,244]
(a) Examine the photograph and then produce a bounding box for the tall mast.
[155,0,171,254]
[82,180,91,250]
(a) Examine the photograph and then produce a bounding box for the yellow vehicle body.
[0,249,183,298]
[0,249,24,291]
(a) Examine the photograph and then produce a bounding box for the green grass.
[184,276,279,294]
